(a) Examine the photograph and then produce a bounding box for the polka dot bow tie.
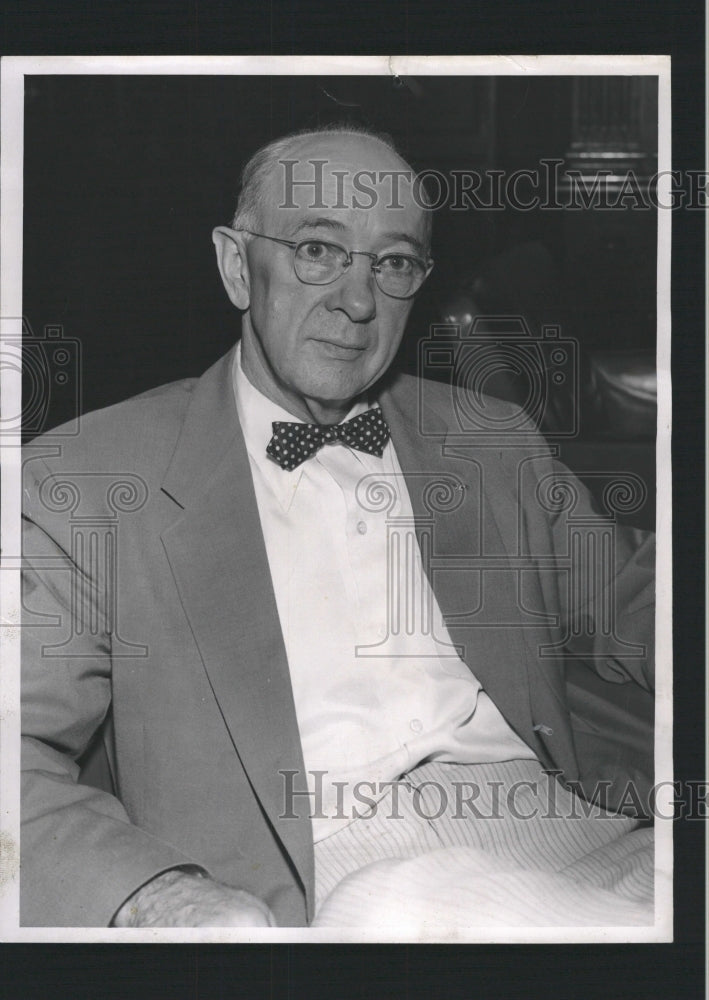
[266,408,391,471]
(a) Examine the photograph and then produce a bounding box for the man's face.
[234,134,430,422]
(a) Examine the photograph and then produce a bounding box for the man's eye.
[379,254,414,274]
[301,241,329,259]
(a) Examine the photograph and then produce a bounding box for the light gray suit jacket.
[21,346,655,926]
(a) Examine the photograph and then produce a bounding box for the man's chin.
[298,380,373,422]
[299,367,373,404]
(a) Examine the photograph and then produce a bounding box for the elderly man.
[21,125,655,928]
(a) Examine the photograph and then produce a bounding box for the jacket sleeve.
[21,463,201,927]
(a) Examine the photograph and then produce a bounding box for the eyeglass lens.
[293,240,426,298]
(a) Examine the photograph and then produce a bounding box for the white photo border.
[0,54,673,943]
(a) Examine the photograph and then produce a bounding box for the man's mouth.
[313,338,368,356]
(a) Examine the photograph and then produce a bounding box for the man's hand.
[111,868,277,927]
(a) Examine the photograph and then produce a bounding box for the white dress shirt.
[233,345,535,840]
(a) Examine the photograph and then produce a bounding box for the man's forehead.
[260,132,427,239]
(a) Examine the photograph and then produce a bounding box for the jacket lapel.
[159,348,314,909]
[379,375,537,747]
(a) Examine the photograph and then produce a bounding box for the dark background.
[23,73,657,405]
[2,0,705,996]
[23,73,660,527]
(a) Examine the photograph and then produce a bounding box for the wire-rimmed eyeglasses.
[238,230,434,300]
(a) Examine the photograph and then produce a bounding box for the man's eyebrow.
[289,217,348,236]
[379,231,429,257]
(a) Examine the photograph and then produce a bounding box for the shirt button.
[410,718,423,733]
[357,521,367,535]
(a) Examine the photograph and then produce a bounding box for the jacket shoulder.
[23,376,199,480]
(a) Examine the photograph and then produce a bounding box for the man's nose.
[324,254,377,322]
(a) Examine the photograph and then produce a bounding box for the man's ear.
[212,227,251,310]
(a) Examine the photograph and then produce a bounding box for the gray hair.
[230,123,433,250]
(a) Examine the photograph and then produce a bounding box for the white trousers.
[312,759,654,928]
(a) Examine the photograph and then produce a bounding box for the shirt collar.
[232,341,377,511]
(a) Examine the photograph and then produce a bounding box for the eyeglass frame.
[236,229,434,300]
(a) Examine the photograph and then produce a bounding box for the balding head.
[232,125,433,250]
